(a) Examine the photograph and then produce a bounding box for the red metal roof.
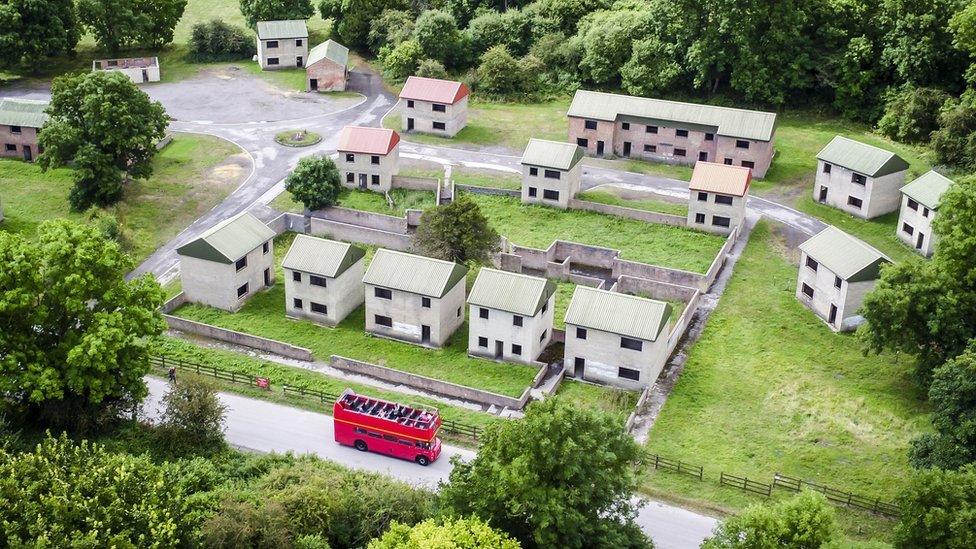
[688,161,752,196]
[337,126,400,155]
[399,76,470,104]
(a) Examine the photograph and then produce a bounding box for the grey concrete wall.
[563,323,669,390]
[315,206,407,233]
[612,259,705,289]
[615,275,698,302]
[813,160,907,220]
[180,241,275,312]
[258,36,308,69]
[896,193,937,256]
[468,294,555,364]
[553,241,618,267]
[521,162,582,209]
[795,249,877,332]
[364,280,465,347]
[406,209,424,227]
[456,185,521,197]
[266,212,306,235]
[665,291,700,357]
[400,96,468,137]
[284,258,364,326]
[309,218,412,250]
[164,314,313,360]
[686,192,746,235]
[339,147,399,192]
[568,199,687,227]
[391,175,439,191]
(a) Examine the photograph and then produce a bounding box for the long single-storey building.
[563,286,673,389]
[896,170,953,257]
[362,249,468,347]
[0,98,48,162]
[306,39,348,91]
[520,138,584,209]
[687,161,751,234]
[796,226,890,332]
[567,90,777,177]
[338,126,401,193]
[177,212,276,312]
[399,76,470,137]
[467,268,556,364]
[256,20,308,70]
[283,235,366,326]
[814,136,909,219]
[92,57,160,83]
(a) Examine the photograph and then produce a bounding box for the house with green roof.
[796,226,891,332]
[176,212,276,312]
[256,20,309,70]
[467,268,557,364]
[814,135,910,219]
[306,39,348,92]
[563,286,673,389]
[283,235,366,326]
[0,97,49,162]
[520,138,584,209]
[362,248,468,347]
[896,170,953,257]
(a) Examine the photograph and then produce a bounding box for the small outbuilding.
[520,138,584,209]
[0,97,48,162]
[687,161,751,234]
[256,20,309,70]
[467,268,556,364]
[563,286,673,389]
[796,226,891,332]
[306,39,349,92]
[338,126,401,193]
[814,136,909,219]
[399,76,470,137]
[177,212,276,312]
[896,171,953,257]
[92,57,160,83]
[283,235,366,326]
[362,249,468,347]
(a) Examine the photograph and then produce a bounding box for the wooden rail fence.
[720,472,772,497]
[773,473,900,517]
[649,453,704,481]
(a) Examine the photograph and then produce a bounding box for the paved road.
[143,377,718,548]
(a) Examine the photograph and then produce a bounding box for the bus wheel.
[354,440,368,452]
[415,455,430,466]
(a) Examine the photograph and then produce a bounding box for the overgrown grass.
[553,281,576,330]
[453,168,522,190]
[555,379,639,423]
[270,188,436,217]
[467,192,725,273]
[577,189,688,216]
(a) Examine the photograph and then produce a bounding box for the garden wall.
[309,217,412,251]
[665,291,701,358]
[456,184,520,197]
[614,275,698,302]
[568,198,687,227]
[266,212,306,235]
[392,175,438,191]
[313,206,407,233]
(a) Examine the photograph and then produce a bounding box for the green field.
[0,133,245,262]
[467,192,725,273]
[453,168,522,190]
[577,189,688,216]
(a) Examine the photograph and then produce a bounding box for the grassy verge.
[795,197,917,263]
[552,282,576,330]
[453,168,522,190]
[577,189,688,216]
[467,192,725,273]
[555,379,639,424]
[270,188,436,217]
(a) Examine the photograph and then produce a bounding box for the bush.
[379,39,424,80]
[931,99,976,167]
[475,45,539,97]
[414,194,499,265]
[877,86,952,143]
[368,9,415,55]
[467,8,532,56]
[701,491,840,549]
[413,10,463,66]
[415,58,448,79]
[284,155,342,211]
[157,377,227,450]
[369,517,521,548]
[894,464,976,548]
[190,20,255,61]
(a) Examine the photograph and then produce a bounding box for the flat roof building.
[399,76,470,137]
[337,126,401,193]
[897,170,953,257]
[283,235,366,326]
[520,138,584,209]
[814,136,909,220]
[467,268,556,364]
[687,161,751,234]
[92,57,160,84]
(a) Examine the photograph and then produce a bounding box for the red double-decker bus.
[333,389,442,466]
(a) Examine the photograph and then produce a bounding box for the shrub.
[413,9,463,66]
[467,8,532,56]
[894,464,976,549]
[190,20,255,61]
[877,86,952,143]
[414,195,499,265]
[931,99,976,167]
[379,39,424,80]
[475,44,530,96]
[157,377,227,450]
[284,155,342,211]
[415,58,448,79]
[701,491,840,549]
[369,517,521,548]
[368,9,415,55]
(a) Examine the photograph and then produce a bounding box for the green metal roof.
[282,234,364,278]
[307,39,348,68]
[900,170,953,210]
[798,226,891,282]
[176,212,275,264]
[363,249,467,298]
[816,136,909,177]
[521,139,584,171]
[0,98,49,128]
[256,20,308,39]
[567,90,777,141]
[564,286,672,342]
[467,268,556,316]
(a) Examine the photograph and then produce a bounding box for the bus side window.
[354,427,366,434]
[398,440,413,446]
[368,432,382,438]
[383,434,397,441]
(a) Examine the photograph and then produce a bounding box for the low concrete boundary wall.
[569,198,687,227]
[456,184,520,197]
[614,275,698,302]
[164,309,313,361]
[392,175,438,191]
[313,206,407,233]
[266,212,306,235]
[612,260,705,290]
[701,225,741,291]
[665,290,701,357]
[310,217,412,251]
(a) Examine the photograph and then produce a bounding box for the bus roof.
[334,389,441,439]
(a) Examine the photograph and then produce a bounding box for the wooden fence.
[773,473,900,517]
[649,453,703,481]
[720,472,772,497]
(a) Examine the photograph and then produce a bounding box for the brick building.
[306,40,348,91]
[0,98,48,162]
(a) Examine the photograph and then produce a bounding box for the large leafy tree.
[77,0,184,53]
[38,71,168,211]
[894,464,976,549]
[910,341,976,469]
[440,397,650,548]
[0,221,165,428]
[701,491,840,549]
[322,0,408,50]
[135,0,187,48]
[412,9,464,67]
[878,0,968,89]
[0,0,80,70]
[240,0,314,28]
[414,195,499,265]
[369,517,522,549]
[284,155,342,211]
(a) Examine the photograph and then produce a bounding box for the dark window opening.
[528,187,537,197]
[851,173,867,185]
[715,194,733,205]
[618,367,641,381]
[806,256,819,271]
[432,104,446,112]
[584,120,598,130]
[620,337,643,351]
[375,315,392,327]
[576,327,587,339]
[695,213,706,224]
[676,129,689,137]
[310,275,327,287]
[237,283,248,298]
[847,196,863,208]
[511,344,522,355]
[712,216,731,227]
[292,271,301,282]
[422,297,431,308]
[375,287,392,299]
[674,148,686,157]
[479,308,489,319]
[235,257,247,272]
[543,189,560,200]
[432,121,446,130]
[801,283,814,298]
[646,125,658,134]
[529,167,538,176]
[735,140,750,149]
[293,298,302,309]
[544,169,561,180]
[310,302,327,314]
[513,315,523,327]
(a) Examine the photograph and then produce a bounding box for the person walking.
[168,367,176,383]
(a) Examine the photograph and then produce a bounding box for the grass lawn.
[795,197,918,263]
[0,133,245,263]
[577,189,688,216]
[642,221,929,540]
[453,168,522,190]
[271,188,436,217]
[553,281,577,330]
[555,379,639,424]
[171,233,540,398]
[467,192,725,273]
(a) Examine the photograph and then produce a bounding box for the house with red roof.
[337,126,401,192]
[687,161,752,235]
[398,76,470,138]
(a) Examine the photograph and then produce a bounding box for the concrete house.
[563,286,673,389]
[567,90,777,177]
[338,126,400,193]
[283,235,365,326]
[362,249,468,347]
[176,212,276,312]
[814,136,909,219]
[306,39,348,92]
[92,57,160,83]
[0,98,48,162]
[399,76,470,137]
[687,161,751,234]
[256,20,308,70]
[796,226,891,332]
[897,170,953,257]
[467,268,556,364]
[520,138,584,209]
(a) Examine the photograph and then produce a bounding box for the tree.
[0,0,80,70]
[77,0,147,54]
[379,39,424,80]
[878,0,968,89]
[414,195,499,265]
[440,398,650,548]
[412,10,463,67]
[575,6,654,86]
[324,0,408,50]
[415,58,448,79]
[135,0,187,48]
[621,37,682,97]
[240,0,314,28]
[190,20,256,61]
[369,517,521,549]
[701,491,840,549]
[894,464,976,549]
[368,9,415,55]
[475,44,539,96]
[158,377,228,449]
[0,221,165,429]
[467,9,532,56]
[931,99,976,168]
[877,86,952,143]
[910,341,976,469]
[284,155,342,211]
[38,71,168,211]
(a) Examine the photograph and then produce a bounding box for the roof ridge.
[479,267,545,282]
[379,248,456,266]
[827,135,897,158]
[573,90,776,118]
[575,285,666,307]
